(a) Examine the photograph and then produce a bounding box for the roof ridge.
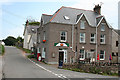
[50,6,63,22]
[42,14,52,16]
[62,6,94,12]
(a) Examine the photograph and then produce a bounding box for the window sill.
[100,43,106,45]
[90,42,96,44]
[100,59,105,61]
[80,42,86,44]
[80,28,85,30]
[60,40,67,43]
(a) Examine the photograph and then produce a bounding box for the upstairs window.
[60,31,67,42]
[101,23,105,31]
[64,16,70,20]
[80,20,85,29]
[100,34,105,44]
[42,48,46,58]
[100,50,105,60]
[90,33,96,43]
[80,33,85,43]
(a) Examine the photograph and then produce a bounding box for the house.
[23,20,40,50]
[0,40,5,46]
[37,5,112,65]
[112,29,120,63]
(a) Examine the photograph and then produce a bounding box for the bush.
[27,55,34,59]
[1,45,5,55]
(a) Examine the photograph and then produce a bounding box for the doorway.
[59,51,64,67]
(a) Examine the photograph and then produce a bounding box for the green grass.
[16,46,32,53]
[0,45,5,55]
[27,55,34,59]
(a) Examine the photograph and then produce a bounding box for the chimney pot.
[94,4,101,14]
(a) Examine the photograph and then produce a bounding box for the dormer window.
[80,20,85,29]
[64,16,70,20]
[101,23,105,31]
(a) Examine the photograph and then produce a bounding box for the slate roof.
[114,29,120,35]
[41,14,52,24]
[27,25,39,34]
[41,6,110,27]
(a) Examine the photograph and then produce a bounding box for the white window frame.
[64,50,67,63]
[80,33,85,43]
[42,48,46,58]
[90,33,96,43]
[100,50,105,60]
[59,49,67,63]
[37,48,40,53]
[101,23,105,31]
[100,34,105,44]
[80,49,85,60]
[80,20,85,29]
[60,31,67,42]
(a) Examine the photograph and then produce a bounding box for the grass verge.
[1,45,5,55]
[16,46,32,53]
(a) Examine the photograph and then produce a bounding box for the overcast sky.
[0,0,119,40]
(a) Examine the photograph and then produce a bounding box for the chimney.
[93,4,101,14]
[26,20,29,26]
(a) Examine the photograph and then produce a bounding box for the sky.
[0,0,119,40]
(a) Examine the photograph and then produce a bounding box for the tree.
[15,36,24,47]
[3,36,17,46]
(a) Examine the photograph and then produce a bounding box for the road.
[2,46,118,80]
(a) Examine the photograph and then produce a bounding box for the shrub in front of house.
[27,55,34,59]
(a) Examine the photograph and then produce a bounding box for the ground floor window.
[37,48,40,53]
[42,48,46,58]
[100,50,105,60]
[80,49,85,60]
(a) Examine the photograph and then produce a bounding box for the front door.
[59,51,64,67]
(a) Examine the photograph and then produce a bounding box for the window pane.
[100,50,105,60]
[60,31,67,42]
[80,21,85,29]
[101,23,105,31]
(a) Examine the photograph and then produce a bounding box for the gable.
[97,16,111,28]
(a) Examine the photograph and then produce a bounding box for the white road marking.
[28,58,70,80]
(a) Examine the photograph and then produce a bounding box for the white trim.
[59,49,67,63]
[100,50,105,60]
[90,33,96,43]
[97,16,112,28]
[76,13,92,26]
[80,49,85,60]
[97,17,104,27]
[101,23,106,31]
[80,20,85,29]
[100,34,105,44]
[60,31,67,42]
[80,33,85,43]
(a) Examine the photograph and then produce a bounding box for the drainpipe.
[96,25,98,62]
[72,24,76,62]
